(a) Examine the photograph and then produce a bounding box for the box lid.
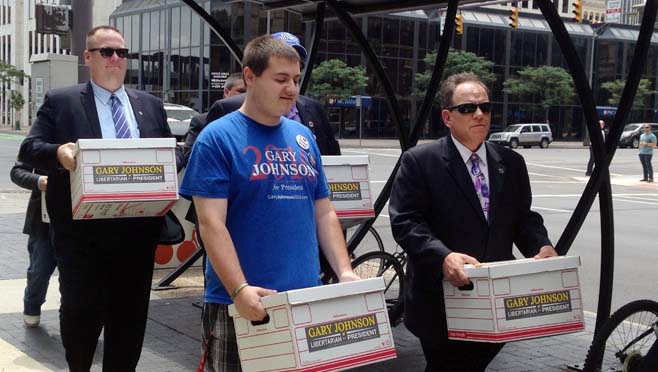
[75,138,176,151]
[463,256,581,279]
[321,155,370,166]
[228,277,385,317]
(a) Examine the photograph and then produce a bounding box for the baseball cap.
[272,32,308,61]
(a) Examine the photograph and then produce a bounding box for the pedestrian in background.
[639,123,656,182]
[9,160,56,328]
[586,119,607,176]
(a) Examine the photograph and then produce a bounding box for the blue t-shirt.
[179,111,330,304]
[639,132,657,155]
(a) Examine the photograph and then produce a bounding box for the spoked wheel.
[584,299,658,372]
[345,225,385,259]
[350,251,405,325]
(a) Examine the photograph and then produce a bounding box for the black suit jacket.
[389,137,552,340]
[18,82,175,230]
[201,93,340,157]
[10,160,48,237]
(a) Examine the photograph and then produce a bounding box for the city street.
[0,134,656,370]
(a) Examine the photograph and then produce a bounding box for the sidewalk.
[0,209,596,372]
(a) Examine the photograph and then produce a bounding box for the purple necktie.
[285,105,302,123]
[470,153,489,220]
[110,94,131,139]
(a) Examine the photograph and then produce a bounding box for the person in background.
[389,72,557,372]
[180,35,358,372]
[9,160,57,328]
[18,26,176,371]
[639,123,656,182]
[586,119,607,176]
[223,72,246,98]
[200,32,341,159]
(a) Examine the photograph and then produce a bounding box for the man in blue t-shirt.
[179,35,359,372]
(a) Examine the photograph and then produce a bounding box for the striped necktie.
[110,94,131,139]
[470,153,489,220]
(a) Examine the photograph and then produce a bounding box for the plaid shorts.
[201,302,242,372]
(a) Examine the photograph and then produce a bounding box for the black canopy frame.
[165,0,658,338]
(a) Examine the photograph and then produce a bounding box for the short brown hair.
[242,35,301,77]
[439,73,489,109]
[86,26,123,49]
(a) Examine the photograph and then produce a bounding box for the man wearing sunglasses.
[389,72,556,372]
[638,124,656,182]
[19,26,177,371]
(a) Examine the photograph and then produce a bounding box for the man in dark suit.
[10,161,56,328]
[18,26,175,371]
[389,73,557,372]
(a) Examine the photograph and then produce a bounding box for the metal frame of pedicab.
[158,0,658,361]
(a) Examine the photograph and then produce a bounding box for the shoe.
[585,173,592,176]
[23,314,40,328]
[649,178,654,183]
[640,178,648,182]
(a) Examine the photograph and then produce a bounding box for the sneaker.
[649,178,654,183]
[23,314,40,328]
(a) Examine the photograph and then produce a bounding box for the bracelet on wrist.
[231,282,249,300]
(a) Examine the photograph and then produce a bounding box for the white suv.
[163,103,199,141]
[488,123,553,149]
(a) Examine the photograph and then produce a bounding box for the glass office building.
[111,0,658,140]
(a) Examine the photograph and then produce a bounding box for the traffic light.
[509,7,519,29]
[573,0,582,23]
[455,14,464,35]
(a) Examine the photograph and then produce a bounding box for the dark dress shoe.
[640,178,648,182]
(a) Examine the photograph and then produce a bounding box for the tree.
[306,59,368,105]
[600,79,654,109]
[504,66,574,112]
[10,91,25,130]
[0,61,29,130]
[414,49,496,104]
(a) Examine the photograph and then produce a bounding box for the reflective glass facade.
[111,1,658,140]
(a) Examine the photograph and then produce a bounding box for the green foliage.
[600,79,654,109]
[9,91,25,130]
[0,61,29,85]
[0,61,29,130]
[307,59,368,104]
[414,49,496,103]
[504,66,574,111]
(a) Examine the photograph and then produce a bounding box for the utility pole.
[71,0,92,83]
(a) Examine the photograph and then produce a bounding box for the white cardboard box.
[443,256,584,343]
[70,138,179,220]
[228,277,396,372]
[322,155,375,228]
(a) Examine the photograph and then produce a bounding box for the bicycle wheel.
[345,225,385,260]
[350,251,405,324]
[583,299,658,372]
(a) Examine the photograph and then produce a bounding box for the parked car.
[163,103,199,141]
[618,123,658,148]
[487,123,553,149]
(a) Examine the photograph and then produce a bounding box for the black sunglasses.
[448,102,492,114]
[89,47,129,59]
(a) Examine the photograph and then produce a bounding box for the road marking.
[344,150,400,158]
[0,133,25,141]
[526,162,623,177]
[532,206,572,213]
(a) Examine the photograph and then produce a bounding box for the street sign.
[606,0,621,23]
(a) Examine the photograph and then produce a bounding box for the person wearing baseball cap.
[271,31,308,61]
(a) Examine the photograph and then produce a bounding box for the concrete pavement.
[0,193,597,371]
[0,125,597,371]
